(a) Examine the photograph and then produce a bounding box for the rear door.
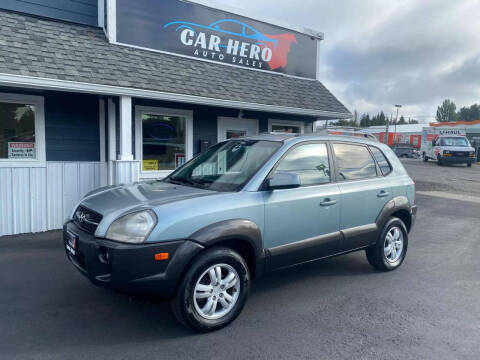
[263,142,342,269]
[331,142,393,251]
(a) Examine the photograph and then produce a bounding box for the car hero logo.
[163,19,296,71]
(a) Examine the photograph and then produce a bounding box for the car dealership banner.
[116,0,318,79]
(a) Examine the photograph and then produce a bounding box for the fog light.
[98,246,110,263]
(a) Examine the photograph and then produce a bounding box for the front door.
[331,143,393,250]
[263,142,342,270]
[218,117,259,142]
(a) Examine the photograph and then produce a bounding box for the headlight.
[106,210,157,243]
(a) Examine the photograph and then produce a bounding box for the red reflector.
[154,253,169,261]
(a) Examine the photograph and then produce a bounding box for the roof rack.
[316,127,379,141]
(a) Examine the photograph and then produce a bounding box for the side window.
[273,143,330,186]
[370,146,392,176]
[332,143,377,181]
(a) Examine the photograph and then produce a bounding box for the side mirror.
[267,172,301,190]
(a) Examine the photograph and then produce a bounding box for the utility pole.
[394,104,402,145]
[385,114,391,145]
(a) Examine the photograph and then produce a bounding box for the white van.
[422,134,475,166]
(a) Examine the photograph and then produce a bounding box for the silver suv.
[64,134,417,332]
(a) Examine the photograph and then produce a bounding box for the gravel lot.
[1,161,479,360]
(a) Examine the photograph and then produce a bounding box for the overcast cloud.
[223,0,480,122]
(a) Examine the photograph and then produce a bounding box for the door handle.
[377,190,390,198]
[320,198,337,207]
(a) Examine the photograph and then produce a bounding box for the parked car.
[392,144,420,159]
[64,134,417,332]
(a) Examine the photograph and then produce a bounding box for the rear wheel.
[423,153,428,162]
[467,162,472,167]
[366,217,408,271]
[171,247,250,332]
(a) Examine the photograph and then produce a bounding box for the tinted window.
[274,143,330,186]
[370,146,392,175]
[333,143,377,181]
[0,102,36,160]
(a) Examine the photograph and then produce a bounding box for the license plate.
[66,231,78,256]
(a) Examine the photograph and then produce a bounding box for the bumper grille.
[73,205,103,234]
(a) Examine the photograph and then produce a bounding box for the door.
[217,117,259,142]
[331,143,392,250]
[263,142,342,270]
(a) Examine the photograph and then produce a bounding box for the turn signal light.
[154,253,169,261]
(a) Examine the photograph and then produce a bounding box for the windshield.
[166,140,282,192]
[438,137,469,147]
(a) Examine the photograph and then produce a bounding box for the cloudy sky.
[223,0,480,123]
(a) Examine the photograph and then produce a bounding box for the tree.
[408,118,419,124]
[457,104,480,121]
[436,99,457,122]
[397,115,407,125]
[360,114,371,128]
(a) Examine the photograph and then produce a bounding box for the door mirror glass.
[267,172,301,190]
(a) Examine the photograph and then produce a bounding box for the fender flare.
[188,219,265,277]
[376,196,412,232]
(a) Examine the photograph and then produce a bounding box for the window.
[333,143,377,181]
[0,93,45,166]
[274,143,331,186]
[268,119,304,134]
[438,137,469,147]
[271,124,301,134]
[370,146,392,176]
[136,107,193,175]
[168,140,281,192]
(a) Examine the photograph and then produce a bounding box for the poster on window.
[8,142,35,159]
[175,153,185,168]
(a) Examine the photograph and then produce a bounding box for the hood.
[80,180,217,216]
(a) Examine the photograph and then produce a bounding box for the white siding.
[0,162,107,237]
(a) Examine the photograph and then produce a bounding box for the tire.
[467,162,472,167]
[366,217,408,271]
[423,153,428,162]
[437,155,443,166]
[171,247,250,332]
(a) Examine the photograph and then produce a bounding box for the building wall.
[0,89,105,236]
[46,92,100,161]
[0,0,98,26]
[0,162,107,236]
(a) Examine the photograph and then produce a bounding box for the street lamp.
[394,104,402,145]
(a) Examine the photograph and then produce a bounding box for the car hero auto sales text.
[179,29,272,69]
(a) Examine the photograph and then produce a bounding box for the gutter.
[0,73,351,119]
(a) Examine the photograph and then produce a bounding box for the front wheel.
[467,162,472,167]
[437,155,444,166]
[423,153,428,162]
[366,217,408,271]
[171,247,250,332]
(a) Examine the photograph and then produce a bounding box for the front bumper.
[440,155,474,164]
[63,221,204,297]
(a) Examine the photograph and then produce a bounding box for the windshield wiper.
[169,177,207,187]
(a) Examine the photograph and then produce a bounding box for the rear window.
[332,143,378,181]
[370,146,392,176]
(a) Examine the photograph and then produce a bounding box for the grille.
[452,152,468,157]
[73,205,103,234]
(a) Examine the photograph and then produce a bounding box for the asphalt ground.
[1,162,479,360]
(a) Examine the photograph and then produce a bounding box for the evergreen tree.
[436,99,457,122]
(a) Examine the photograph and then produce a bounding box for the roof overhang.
[0,73,351,119]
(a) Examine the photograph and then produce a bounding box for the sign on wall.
[8,142,35,159]
[116,0,318,79]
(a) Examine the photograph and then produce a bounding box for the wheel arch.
[188,219,265,278]
[376,196,413,233]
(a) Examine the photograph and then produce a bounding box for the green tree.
[436,99,457,122]
[398,115,407,125]
[408,118,419,124]
[457,104,480,121]
[360,114,371,127]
